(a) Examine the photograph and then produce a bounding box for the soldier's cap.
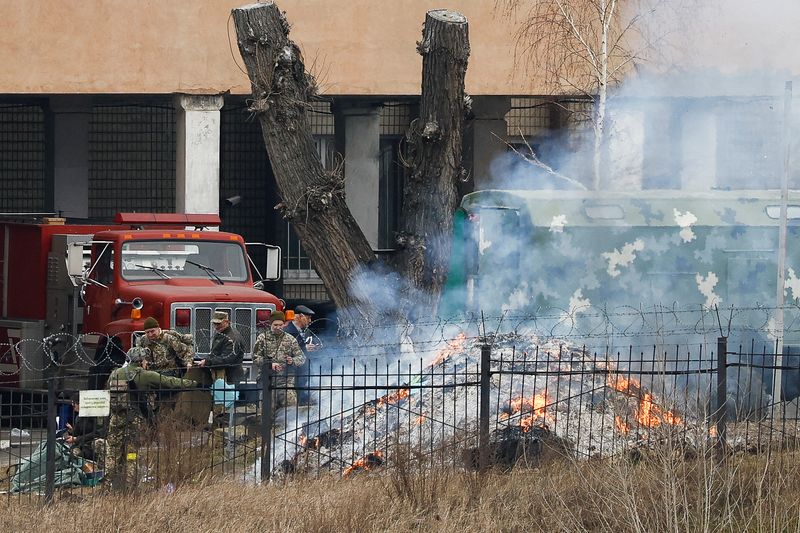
[126,346,149,363]
[143,316,159,330]
[294,305,315,316]
[211,310,229,324]
[269,310,285,323]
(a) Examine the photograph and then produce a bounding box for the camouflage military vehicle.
[445,189,800,345]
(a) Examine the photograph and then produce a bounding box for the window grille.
[88,101,176,219]
[219,101,272,243]
[0,103,46,213]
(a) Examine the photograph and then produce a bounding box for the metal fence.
[1,327,800,502]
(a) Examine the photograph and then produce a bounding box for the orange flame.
[709,426,717,438]
[299,433,321,450]
[636,392,683,427]
[431,333,467,367]
[376,388,410,408]
[509,392,550,417]
[608,374,683,429]
[615,416,630,434]
[343,450,384,478]
[607,374,641,394]
[507,391,552,431]
[414,414,426,425]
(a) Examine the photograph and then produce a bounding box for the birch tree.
[500,0,666,189]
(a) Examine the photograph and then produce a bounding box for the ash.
[253,332,719,480]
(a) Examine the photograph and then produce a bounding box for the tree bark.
[397,10,469,317]
[232,3,376,331]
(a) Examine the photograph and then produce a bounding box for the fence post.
[479,340,491,472]
[44,378,56,504]
[715,336,728,451]
[260,359,273,483]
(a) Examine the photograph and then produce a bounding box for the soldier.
[136,316,194,376]
[196,311,246,385]
[252,311,305,410]
[102,346,198,490]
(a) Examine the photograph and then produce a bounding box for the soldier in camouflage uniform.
[100,347,199,490]
[252,311,305,409]
[136,316,194,376]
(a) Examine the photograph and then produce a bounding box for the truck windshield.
[121,240,249,282]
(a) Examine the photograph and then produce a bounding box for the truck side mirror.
[264,245,281,281]
[246,243,282,284]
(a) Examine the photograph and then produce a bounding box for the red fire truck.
[0,213,283,389]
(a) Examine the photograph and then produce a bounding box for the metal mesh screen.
[506,97,552,138]
[234,308,253,352]
[195,308,212,354]
[378,102,414,249]
[0,104,46,212]
[309,101,334,136]
[283,283,329,301]
[380,102,414,136]
[220,102,272,243]
[88,102,176,219]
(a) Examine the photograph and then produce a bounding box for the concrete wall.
[3,2,799,97]
[0,0,553,96]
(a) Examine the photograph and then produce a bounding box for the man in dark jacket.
[284,305,317,405]
[196,311,245,385]
[65,392,102,460]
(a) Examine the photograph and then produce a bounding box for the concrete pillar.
[175,94,224,215]
[607,102,645,191]
[642,101,681,189]
[464,96,511,190]
[49,96,91,218]
[333,100,381,249]
[680,108,717,190]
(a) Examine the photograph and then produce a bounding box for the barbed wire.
[2,305,799,377]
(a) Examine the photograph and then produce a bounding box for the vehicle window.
[121,240,249,282]
[92,244,114,285]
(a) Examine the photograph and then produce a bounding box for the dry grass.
[2,446,800,532]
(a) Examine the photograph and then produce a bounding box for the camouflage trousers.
[272,375,297,410]
[99,410,144,490]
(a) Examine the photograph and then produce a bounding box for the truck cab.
[1,213,282,389]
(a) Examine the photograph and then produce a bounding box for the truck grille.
[170,303,273,356]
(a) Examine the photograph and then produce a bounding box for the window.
[92,244,114,286]
[121,240,248,282]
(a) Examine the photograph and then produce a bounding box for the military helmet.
[126,346,149,363]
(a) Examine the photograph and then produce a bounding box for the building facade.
[2,1,799,300]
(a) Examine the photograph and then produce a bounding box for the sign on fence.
[78,390,110,417]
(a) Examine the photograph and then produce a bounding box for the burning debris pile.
[270,332,717,479]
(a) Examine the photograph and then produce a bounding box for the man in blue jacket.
[283,305,317,405]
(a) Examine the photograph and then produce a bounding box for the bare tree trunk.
[397,10,469,316]
[232,3,376,331]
